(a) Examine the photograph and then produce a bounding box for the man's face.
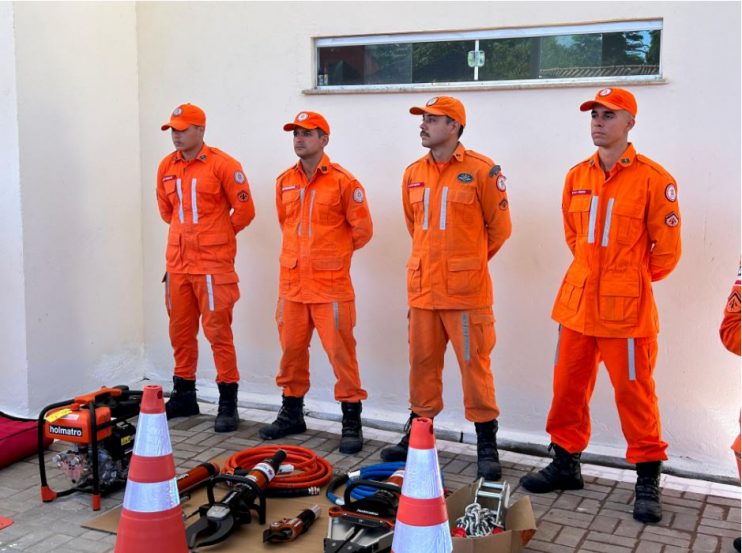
[590,106,634,148]
[171,125,204,153]
[419,114,458,149]
[293,128,327,159]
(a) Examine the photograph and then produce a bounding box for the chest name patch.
[571,189,591,196]
[408,181,425,189]
[282,185,299,192]
[162,175,176,182]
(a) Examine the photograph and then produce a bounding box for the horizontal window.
[314,20,662,91]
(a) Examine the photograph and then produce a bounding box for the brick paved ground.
[0,404,739,552]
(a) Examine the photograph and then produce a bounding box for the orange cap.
[161,103,206,131]
[283,111,330,135]
[580,87,637,117]
[410,96,466,127]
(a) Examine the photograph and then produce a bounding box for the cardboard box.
[446,482,537,553]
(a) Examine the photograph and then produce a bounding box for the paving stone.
[579,540,632,553]
[554,526,586,547]
[691,533,719,552]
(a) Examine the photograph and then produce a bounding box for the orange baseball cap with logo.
[410,96,466,127]
[580,87,637,117]
[161,103,206,131]
[283,111,330,135]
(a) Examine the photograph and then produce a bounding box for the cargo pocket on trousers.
[599,274,640,323]
[407,256,422,294]
[469,309,495,359]
[558,262,589,312]
[447,257,481,296]
[211,272,240,310]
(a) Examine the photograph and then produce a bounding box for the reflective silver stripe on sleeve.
[333,302,339,330]
[190,178,198,223]
[176,178,185,223]
[422,188,431,230]
[587,195,599,244]
[165,273,171,312]
[462,312,470,363]
[439,186,448,230]
[278,298,284,325]
[601,197,615,247]
[307,190,316,237]
[627,338,636,381]
[206,275,214,311]
[297,188,306,236]
[554,324,562,366]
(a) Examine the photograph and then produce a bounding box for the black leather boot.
[475,420,502,480]
[733,537,740,552]
[519,443,584,493]
[339,402,364,454]
[259,396,306,440]
[165,376,200,420]
[380,412,422,462]
[633,461,662,523]
[214,382,240,433]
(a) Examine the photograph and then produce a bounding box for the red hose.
[222,445,333,490]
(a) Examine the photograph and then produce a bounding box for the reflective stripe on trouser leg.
[190,178,198,223]
[422,188,430,230]
[175,178,185,223]
[439,186,448,230]
[313,302,366,402]
[627,338,636,381]
[206,275,214,311]
[462,312,470,362]
[587,195,599,244]
[554,324,562,366]
[601,197,614,247]
[165,273,171,312]
[278,297,284,325]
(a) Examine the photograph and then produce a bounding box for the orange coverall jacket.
[157,144,255,274]
[402,143,512,310]
[552,144,681,338]
[720,262,741,355]
[276,154,373,303]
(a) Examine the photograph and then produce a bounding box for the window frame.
[307,19,665,94]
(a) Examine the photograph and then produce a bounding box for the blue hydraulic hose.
[325,461,404,505]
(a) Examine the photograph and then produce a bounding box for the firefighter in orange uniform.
[259,112,373,454]
[520,88,682,524]
[157,103,255,432]
[720,261,741,552]
[380,96,512,480]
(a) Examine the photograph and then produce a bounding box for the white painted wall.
[9,2,143,411]
[138,1,740,478]
[0,4,29,413]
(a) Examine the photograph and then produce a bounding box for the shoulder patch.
[237,190,249,203]
[727,290,741,313]
[353,187,364,203]
[496,175,507,191]
[664,183,677,202]
[498,199,509,210]
[234,171,246,184]
[489,165,501,178]
[664,211,679,227]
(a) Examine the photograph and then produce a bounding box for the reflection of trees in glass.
[646,30,660,66]
[479,38,532,80]
[366,44,413,84]
[412,41,472,82]
[541,34,602,70]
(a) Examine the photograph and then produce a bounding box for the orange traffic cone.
[114,385,187,553]
[392,417,452,553]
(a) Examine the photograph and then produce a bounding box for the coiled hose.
[325,461,405,505]
[222,445,333,497]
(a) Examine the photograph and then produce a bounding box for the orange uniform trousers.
[409,307,499,422]
[546,325,667,464]
[275,299,367,402]
[165,272,240,384]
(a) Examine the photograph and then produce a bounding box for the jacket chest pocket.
[568,195,593,236]
[314,191,342,226]
[281,189,302,222]
[612,202,645,246]
[408,187,427,226]
[446,188,477,225]
[191,177,223,220]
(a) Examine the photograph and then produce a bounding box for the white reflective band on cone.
[392,520,452,552]
[132,413,173,457]
[122,478,180,513]
[402,448,444,499]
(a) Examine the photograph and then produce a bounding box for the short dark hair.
[446,116,464,138]
[317,128,328,138]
